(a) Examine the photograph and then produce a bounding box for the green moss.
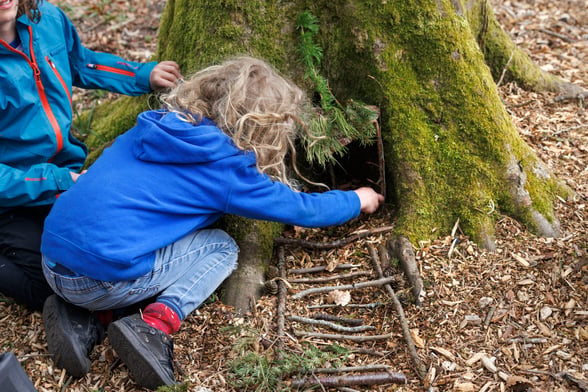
[82,96,150,165]
[220,215,283,266]
[464,0,562,92]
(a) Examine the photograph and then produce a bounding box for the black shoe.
[107,314,176,389]
[42,294,105,377]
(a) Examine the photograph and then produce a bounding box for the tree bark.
[83,0,578,310]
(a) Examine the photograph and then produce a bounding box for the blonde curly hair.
[160,56,307,188]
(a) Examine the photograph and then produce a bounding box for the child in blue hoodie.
[0,0,181,311]
[41,56,384,389]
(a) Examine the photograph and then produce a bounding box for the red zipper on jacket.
[87,63,135,77]
[47,56,73,113]
[1,27,64,156]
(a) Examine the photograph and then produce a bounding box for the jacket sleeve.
[57,7,156,96]
[223,162,361,228]
[0,163,74,208]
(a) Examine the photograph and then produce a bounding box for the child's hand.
[353,187,384,214]
[149,61,182,90]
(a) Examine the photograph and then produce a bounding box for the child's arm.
[223,165,384,228]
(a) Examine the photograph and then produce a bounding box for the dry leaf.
[410,328,426,348]
[325,258,339,272]
[506,375,534,391]
[326,290,351,306]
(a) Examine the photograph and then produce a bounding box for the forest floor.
[0,1,586,391]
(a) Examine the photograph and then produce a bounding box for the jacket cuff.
[54,167,75,191]
[135,61,158,92]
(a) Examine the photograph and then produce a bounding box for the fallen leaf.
[326,290,351,306]
[410,328,426,348]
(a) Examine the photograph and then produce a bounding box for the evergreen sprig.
[296,11,378,166]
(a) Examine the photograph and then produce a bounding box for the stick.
[374,118,386,199]
[288,315,376,333]
[537,28,575,43]
[291,277,397,299]
[275,246,287,358]
[290,371,407,388]
[275,226,394,250]
[312,365,394,374]
[496,50,514,87]
[312,313,364,326]
[294,330,394,342]
[308,302,384,310]
[289,263,360,275]
[289,271,372,284]
[507,337,548,344]
[368,245,427,381]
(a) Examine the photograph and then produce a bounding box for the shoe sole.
[42,295,90,378]
[107,320,176,389]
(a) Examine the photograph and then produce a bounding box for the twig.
[496,50,514,87]
[308,302,384,310]
[290,270,372,284]
[105,16,138,32]
[560,372,588,391]
[291,371,407,388]
[483,306,495,329]
[291,277,397,299]
[369,244,427,381]
[552,124,587,136]
[275,225,394,250]
[312,365,394,374]
[537,28,575,43]
[374,118,386,199]
[275,246,287,358]
[289,263,360,275]
[507,337,548,344]
[288,315,376,333]
[294,330,394,342]
[312,313,364,326]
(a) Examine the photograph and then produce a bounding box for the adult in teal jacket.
[41,56,384,389]
[0,0,181,310]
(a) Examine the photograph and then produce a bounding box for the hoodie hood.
[133,110,242,164]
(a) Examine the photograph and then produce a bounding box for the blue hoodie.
[41,111,361,281]
[0,2,156,214]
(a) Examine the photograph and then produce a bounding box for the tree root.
[386,236,425,305]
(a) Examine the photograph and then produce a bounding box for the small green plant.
[225,326,349,391]
[70,101,107,144]
[296,11,379,167]
[155,382,191,392]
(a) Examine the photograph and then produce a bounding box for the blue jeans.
[42,229,239,320]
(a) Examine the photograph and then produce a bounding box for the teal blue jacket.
[0,2,156,214]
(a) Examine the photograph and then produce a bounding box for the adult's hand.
[149,61,182,90]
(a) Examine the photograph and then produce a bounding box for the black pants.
[0,206,54,311]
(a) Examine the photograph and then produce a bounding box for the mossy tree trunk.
[85,0,577,311]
